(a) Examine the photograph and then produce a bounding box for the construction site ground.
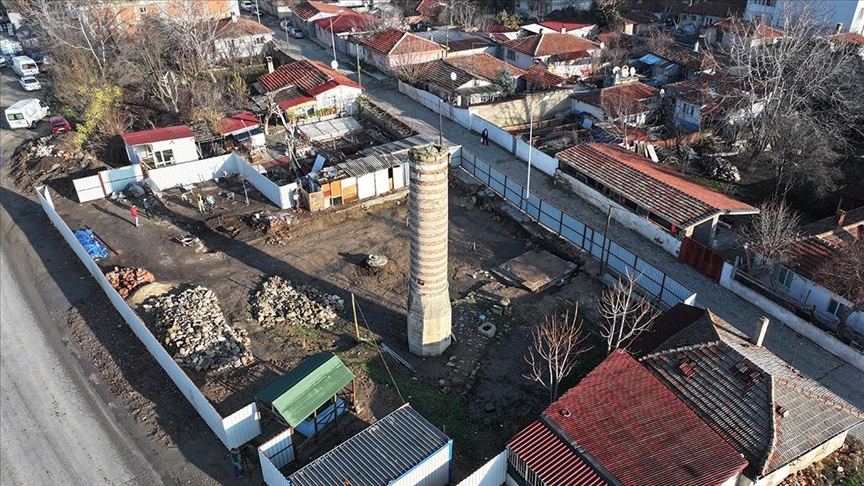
[44,168,607,481]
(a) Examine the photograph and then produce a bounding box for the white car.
[19,75,41,91]
[240,0,253,10]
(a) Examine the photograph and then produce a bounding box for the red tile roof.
[292,1,345,21]
[545,350,748,485]
[215,112,259,135]
[642,309,864,476]
[444,53,526,81]
[787,206,864,281]
[313,12,378,34]
[830,32,864,45]
[621,10,659,24]
[556,143,757,228]
[122,125,195,146]
[502,33,599,58]
[278,96,317,111]
[539,20,595,32]
[507,421,610,486]
[216,17,272,37]
[525,65,566,87]
[417,0,444,18]
[713,17,784,38]
[572,82,660,115]
[258,59,362,94]
[361,28,443,56]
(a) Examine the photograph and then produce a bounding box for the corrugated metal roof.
[639,53,663,65]
[255,353,354,428]
[288,404,450,486]
[121,125,195,146]
[508,420,610,486]
[338,152,410,177]
[357,134,434,156]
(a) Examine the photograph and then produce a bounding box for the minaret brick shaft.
[407,145,452,356]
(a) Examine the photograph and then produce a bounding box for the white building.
[516,0,592,17]
[122,125,199,167]
[744,0,864,34]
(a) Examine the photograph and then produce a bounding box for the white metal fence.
[456,450,507,486]
[36,186,261,449]
[258,429,295,486]
[73,164,145,202]
[456,150,697,308]
[146,154,236,191]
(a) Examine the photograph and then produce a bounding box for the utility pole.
[599,206,613,275]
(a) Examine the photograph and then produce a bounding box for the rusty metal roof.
[508,420,610,486]
[338,152,410,177]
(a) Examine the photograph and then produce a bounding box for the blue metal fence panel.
[590,232,605,259]
[489,170,506,195]
[538,203,562,233]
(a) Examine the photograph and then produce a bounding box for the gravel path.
[361,82,864,423]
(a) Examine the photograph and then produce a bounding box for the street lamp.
[330,13,340,70]
[439,72,457,145]
[525,94,551,201]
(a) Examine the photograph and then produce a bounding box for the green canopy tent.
[256,353,356,436]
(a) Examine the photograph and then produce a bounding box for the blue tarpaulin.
[74,229,109,260]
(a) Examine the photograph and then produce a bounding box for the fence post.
[660,272,668,304]
[599,206,612,274]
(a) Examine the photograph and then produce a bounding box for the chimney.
[561,27,566,34]
[266,56,274,74]
[231,12,238,23]
[693,41,699,52]
[836,23,843,34]
[751,316,769,347]
[835,209,847,227]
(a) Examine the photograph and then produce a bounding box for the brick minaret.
[407,145,452,356]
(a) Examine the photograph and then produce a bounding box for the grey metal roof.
[287,404,451,486]
[357,135,435,156]
[338,152,410,178]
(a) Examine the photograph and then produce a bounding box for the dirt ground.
[42,167,607,481]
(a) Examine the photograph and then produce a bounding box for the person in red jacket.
[129,205,139,227]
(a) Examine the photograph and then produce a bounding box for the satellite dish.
[629,67,636,77]
[330,60,339,70]
[621,64,629,73]
[612,66,621,74]
[659,88,665,98]
[450,72,457,81]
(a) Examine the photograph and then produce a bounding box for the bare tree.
[390,55,434,84]
[813,238,864,340]
[739,198,801,277]
[524,307,592,403]
[598,273,661,355]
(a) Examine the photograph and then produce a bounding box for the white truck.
[12,55,39,76]
[5,98,50,129]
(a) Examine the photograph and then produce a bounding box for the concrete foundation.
[407,145,452,356]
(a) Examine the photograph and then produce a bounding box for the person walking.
[481,128,489,146]
[142,198,154,218]
[206,195,216,212]
[196,194,205,213]
[129,205,139,227]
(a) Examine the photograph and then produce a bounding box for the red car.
[50,115,71,134]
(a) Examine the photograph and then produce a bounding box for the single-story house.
[571,80,660,125]
[664,72,764,132]
[213,17,273,61]
[413,53,537,107]
[257,59,364,116]
[620,9,660,36]
[640,305,864,486]
[122,125,198,167]
[484,24,519,44]
[704,17,784,52]
[313,11,378,47]
[678,1,745,33]
[500,33,601,78]
[508,350,748,485]
[287,404,451,486]
[413,29,496,58]
[215,112,265,149]
[768,207,864,339]
[520,19,598,39]
[555,143,758,245]
[291,0,347,37]
[358,28,445,75]
[639,42,717,84]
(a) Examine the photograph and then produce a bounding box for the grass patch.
[692,176,730,192]
[360,355,508,462]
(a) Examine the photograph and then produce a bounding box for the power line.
[355,300,405,404]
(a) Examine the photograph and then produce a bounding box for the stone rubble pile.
[144,286,253,372]
[250,276,344,329]
[28,136,73,159]
[703,156,741,182]
[105,266,155,298]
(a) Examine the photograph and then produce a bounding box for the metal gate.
[679,237,725,281]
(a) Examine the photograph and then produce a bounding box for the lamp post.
[525,94,551,201]
[438,72,457,146]
[330,13,339,70]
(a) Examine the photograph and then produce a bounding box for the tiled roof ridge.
[639,340,721,360]
[388,31,407,55]
[773,375,864,418]
[762,377,777,475]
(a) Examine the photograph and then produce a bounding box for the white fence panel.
[35,187,241,449]
[101,164,144,194]
[235,157,287,209]
[147,154,236,191]
[277,182,299,210]
[453,107,472,129]
[393,442,452,486]
[357,173,376,200]
[456,450,507,486]
[73,174,105,203]
[374,169,390,195]
[258,428,294,486]
[223,403,261,450]
[473,116,514,152]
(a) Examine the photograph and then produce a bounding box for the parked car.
[28,51,45,64]
[0,57,7,68]
[5,98,49,129]
[287,26,304,38]
[240,0,254,11]
[12,55,38,76]
[19,75,41,91]
[50,115,72,134]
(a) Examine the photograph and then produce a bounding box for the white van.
[12,55,39,76]
[5,98,49,129]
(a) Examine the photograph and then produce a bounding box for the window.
[507,49,517,60]
[683,103,696,117]
[828,299,849,318]
[138,6,147,13]
[774,266,793,288]
[154,149,175,166]
[254,36,266,45]
[7,113,23,121]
